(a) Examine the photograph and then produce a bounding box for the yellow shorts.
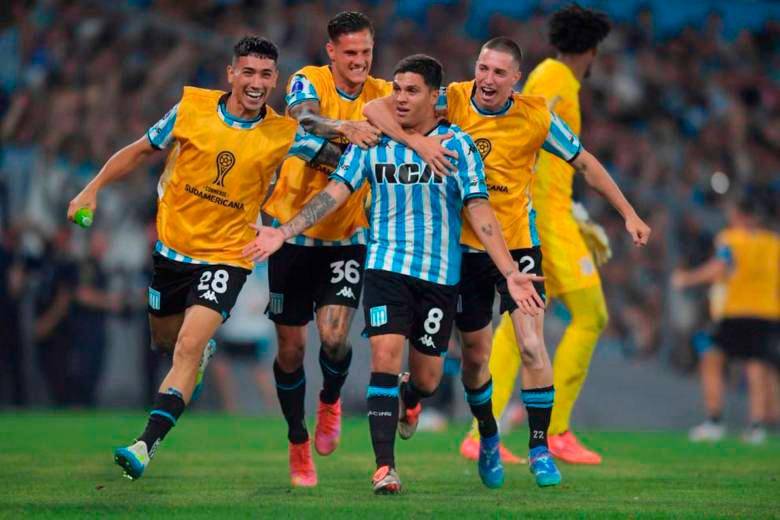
[538,215,601,298]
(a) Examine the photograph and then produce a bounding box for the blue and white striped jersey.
[330,121,489,286]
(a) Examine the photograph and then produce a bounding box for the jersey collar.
[328,66,364,101]
[217,94,266,129]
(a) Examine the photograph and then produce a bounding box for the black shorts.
[148,254,250,322]
[362,269,458,357]
[219,339,271,362]
[714,318,773,361]
[456,247,545,332]
[267,243,366,326]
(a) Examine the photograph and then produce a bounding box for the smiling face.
[226,54,279,118]
[473,47,522,112]
[392,71,438,131]
[326,29,374,90]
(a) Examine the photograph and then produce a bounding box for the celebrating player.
[464,5,615,465]
[245,55,545,494]
[673,197,779,444]
[67,37,328,480]
[260,11,394,488]
[364,36,650,486]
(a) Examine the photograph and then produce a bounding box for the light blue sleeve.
[329,144,368,192]
[541,112,582,162]
[435,86,448,112]
[285,74,320,109]
[715,244,734,267]
[287,125,327,163]
[451,132,488,202]
[146,103,179,150]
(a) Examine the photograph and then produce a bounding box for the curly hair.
[549,4,611,54]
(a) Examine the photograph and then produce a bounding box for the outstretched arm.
[672,257,728,289]
[465,198,545,315]
[572,149,651,246]
[363,96,457,176]
[67,136,158,221]
[243,180,353,262]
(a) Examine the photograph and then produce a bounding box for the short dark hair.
[328,11,374,42]
[233,36,278,62]
[549,4,611,54]
[393,54,443,90]
[482,37,523,66]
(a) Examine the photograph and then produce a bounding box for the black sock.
[709,414,722,424]
[138,388,186,456]
[273,360,308,444]
[464,379,498,439]
[367,372,399,469]
[400,379,432,410]
[521,385,554,450]
[319,346,352,405]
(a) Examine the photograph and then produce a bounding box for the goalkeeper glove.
[572,202,612,266]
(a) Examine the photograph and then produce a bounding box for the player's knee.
[276,345,304,372]
[172,333,203,369]
[461,346,490,373]
[411,377,439,397]
[320,336,349,359]
[519,335,545,369]
[372,348,401,373]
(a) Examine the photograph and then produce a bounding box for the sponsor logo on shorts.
[269,292,284,314]
[336,286,356,299]
[370,305,388,327]
[148,288,161,310]
[201,290,219,303]
[418,334,436,349]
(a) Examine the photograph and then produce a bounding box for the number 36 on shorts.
[330,259,361,284]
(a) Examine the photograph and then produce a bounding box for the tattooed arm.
[311,141,347,170]
[279,181,351,239]
[465,197,546,315]
[290,101,380,149]
[243,181,352,262]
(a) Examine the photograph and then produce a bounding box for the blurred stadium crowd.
[0,0,778,407]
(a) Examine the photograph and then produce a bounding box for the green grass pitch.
[1,412,778,518]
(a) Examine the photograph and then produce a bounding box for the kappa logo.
[201,290,219,303]
[418,334,436,349]
[336,286,356,299]
[475,138,492,160]
[214,151,236,187]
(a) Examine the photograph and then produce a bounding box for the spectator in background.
[32,225,77,406]
[0,226,28,406]
[69,231,121,407]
